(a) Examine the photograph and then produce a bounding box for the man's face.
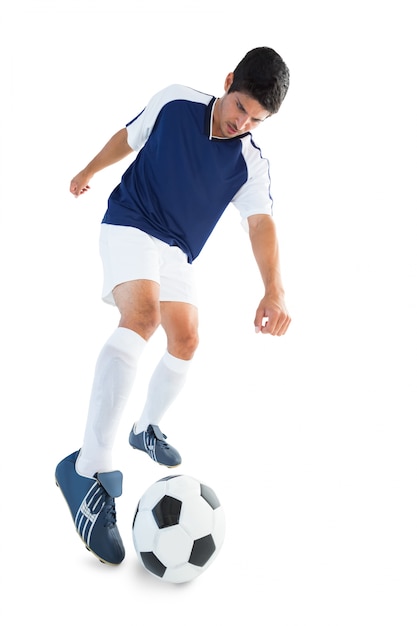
[212,72,271,139]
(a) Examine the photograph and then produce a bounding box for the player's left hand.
[254,294,291,336]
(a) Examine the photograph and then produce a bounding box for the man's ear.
[224,72,234,92]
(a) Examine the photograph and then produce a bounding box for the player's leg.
[136,301,199,427]
[160,301,199,360]
[76,279,160,478]
[55,280,159,565]
[55,226,161,564]
[129,241,198,466]
[75,226,162,477]
[129,302,198,466]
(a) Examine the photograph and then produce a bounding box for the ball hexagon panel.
[139,480,168,510]
[165,475,201,501]
[162,562,203,584]
[154,525,193,568]
[179,495,215,538]
[211,508,226,549]
[132,509,158,552]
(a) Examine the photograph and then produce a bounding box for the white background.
[1,1,416,624]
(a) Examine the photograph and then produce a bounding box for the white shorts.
[99,224,198,306]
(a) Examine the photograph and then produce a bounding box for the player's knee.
[184,330,199,357]
[170,330,199,360]
[119,306,161,340]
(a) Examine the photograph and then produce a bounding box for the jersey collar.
[205,96,250,141]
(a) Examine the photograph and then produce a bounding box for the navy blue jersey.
[102,85,273,262]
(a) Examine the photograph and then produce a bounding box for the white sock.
[133,351,192,434]
[76,327,147,478]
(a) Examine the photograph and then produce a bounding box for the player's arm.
[247,213,291,336]
[70,128,133,197]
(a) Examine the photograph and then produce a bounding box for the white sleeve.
[231,138,273,231]
[125,87,171,151]
[126,84,211,152]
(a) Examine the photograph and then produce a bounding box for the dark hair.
[228,47,290,115]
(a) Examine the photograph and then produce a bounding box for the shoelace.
[102,497,117,528]
[146,429,170,450]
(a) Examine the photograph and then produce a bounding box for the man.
[55,46,291,565]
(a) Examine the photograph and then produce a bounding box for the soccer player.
[55,47,291,564]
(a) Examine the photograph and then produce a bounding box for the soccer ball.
[132,475,226,583]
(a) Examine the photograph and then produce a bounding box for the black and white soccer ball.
[132,475,226,583]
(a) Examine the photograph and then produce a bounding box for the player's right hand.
[70,170,91,197]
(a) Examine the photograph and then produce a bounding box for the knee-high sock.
[76,327,147,477]
[133,351,192,434]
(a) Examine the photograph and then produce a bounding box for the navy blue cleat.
[55,451,125,565]
[129,424,182,467]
